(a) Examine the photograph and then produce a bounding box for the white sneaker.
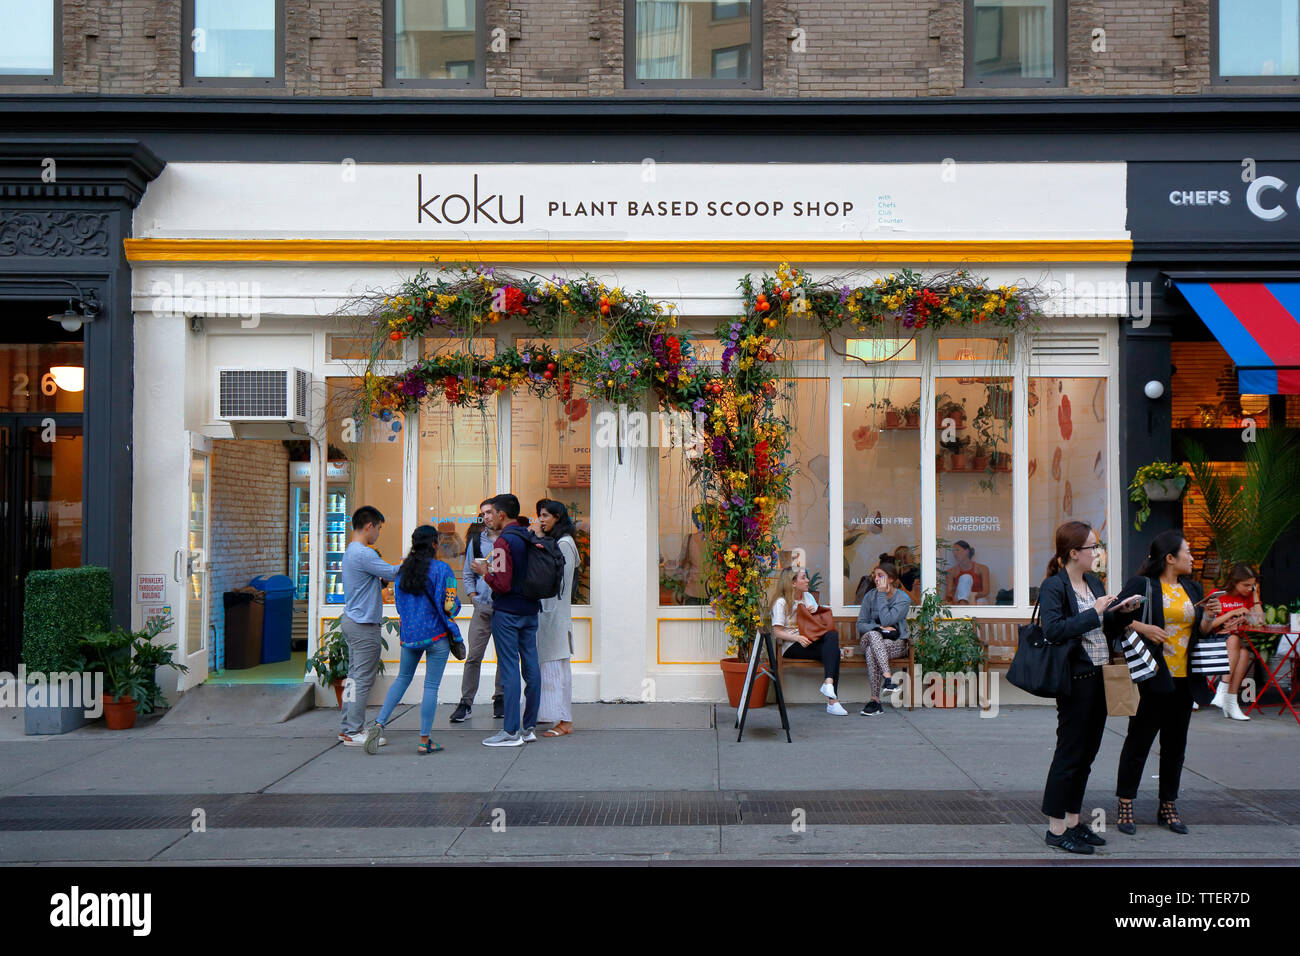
[482,730,524,747]
[819,680,837,701]
[1192,701,1200,711]
[520,728,538,742]
[1224,695,1251,721]
[1209,684,1229,709]
[826,702,848,716]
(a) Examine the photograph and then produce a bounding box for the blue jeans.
[492,610,540,734]
[376,640,450,737]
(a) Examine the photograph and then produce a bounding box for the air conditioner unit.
[215,367,310,438]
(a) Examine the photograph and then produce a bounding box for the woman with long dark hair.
[366,524,462,755]
[536,499,579,737]
[1036,520,1137,854]
[1109,530,1238,834]
[1209,562,1259,721]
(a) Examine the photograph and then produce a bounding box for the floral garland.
[360,262,1040,657]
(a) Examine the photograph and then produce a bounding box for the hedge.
[22,567,113,673]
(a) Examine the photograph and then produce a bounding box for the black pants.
[1117,677,1194,802]
[1041,670,1108,818]
[783,634,840,691]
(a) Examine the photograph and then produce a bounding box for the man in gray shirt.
[450,498,504,723]
[339,505,401,746]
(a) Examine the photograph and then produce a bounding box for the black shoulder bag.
[1006,590,1075,698]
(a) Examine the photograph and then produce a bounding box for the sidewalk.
[1,699,1297,864]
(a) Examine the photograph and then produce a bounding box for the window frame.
[383,0,487,89]
[1210,0,1300,84]
[963,0,1066,89]
[182,0,285,88]
[0,0,61,86]
[625,0,763,90]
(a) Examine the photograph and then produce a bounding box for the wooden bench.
[975,618,1029,710]
[774,616,915,710]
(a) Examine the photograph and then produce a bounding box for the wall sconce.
[1144,380,1165,400]
[45,282,101,333]
[50,366,84,392]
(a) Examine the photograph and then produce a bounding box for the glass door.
[178,433,211,687]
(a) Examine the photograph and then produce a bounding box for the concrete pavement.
[1,697,1297,864]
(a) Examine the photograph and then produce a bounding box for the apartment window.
[183,0,284,87]
[1213,0,1300,83]
[0,0,59,85]
[385,0,485,87]
[627,0,761,88]
[966,0,1064,87]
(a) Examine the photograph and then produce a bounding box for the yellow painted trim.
[124,238,1133,264]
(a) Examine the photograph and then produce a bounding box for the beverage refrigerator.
[288,460,351,603]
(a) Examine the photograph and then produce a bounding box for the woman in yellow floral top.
[1107,531,1239,836]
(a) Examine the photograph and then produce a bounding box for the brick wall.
[208,440,290,670]
[29,1,1299,98]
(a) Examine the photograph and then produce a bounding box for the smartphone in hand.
[1114,594,1145,613]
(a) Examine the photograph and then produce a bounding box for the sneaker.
[449,639,466,661]
[826,702,848,716]
[1067,823,1106,847]
[882,679,899,693]
[1045,829,1095,855]
[492,697,505,720]
[363,722,384,755]
[520,727,538,742]
[818,679,837,701]
[860,700,884,716]
[449,704,471,723]
[342,731,376,747]
[1224,695,1251,721]
[482,730,524,748]
[1192,701,1200,711]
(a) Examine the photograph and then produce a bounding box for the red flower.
[503,286,527,315]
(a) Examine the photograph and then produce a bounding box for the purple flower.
[610,359,622,371]
[839,285,850,304]
[730,322,742,331]
[692,398,706,413]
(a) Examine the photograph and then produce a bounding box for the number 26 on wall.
[11,373,59,397]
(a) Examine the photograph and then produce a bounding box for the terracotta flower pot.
[720,656,769,709]
[994,454,1012,472]
[952,454,969,471]
[905,412,920,428]
[884,410,902,428]
[332,679,345,709]
[659,586,677,605]
[972,455,989,472]
[103,695,137,730]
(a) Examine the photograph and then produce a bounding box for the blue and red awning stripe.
[1173,281,1300,395]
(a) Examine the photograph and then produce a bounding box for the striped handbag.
[1121,579,1159,682]
[1190,635,1231,676]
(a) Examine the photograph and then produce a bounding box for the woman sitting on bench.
[857,562,912,716]
[771,567,848,716]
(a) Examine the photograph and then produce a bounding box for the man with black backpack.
[481,493,564,747]
[451,499,506,723]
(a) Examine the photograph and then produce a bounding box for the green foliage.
[22,567,113,673]
[1183,430,1300,576]
[909,589,986,674]
[75,616,188,714]
[308,616,395,686]
[1128,460,1188,530]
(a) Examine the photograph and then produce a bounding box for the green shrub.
[22,567,113,673]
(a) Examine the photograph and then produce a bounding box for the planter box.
[23,682,93,736]
[1143,478,1185,501]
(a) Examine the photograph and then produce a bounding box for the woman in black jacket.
[1108,530,1236,835]
[1038,520,1139,854]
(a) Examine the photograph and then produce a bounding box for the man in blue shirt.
[339,505,401,746]
[450,498,504,723]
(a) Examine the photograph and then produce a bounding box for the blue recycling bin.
[250,574,294,664]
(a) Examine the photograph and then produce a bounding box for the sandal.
[417,739,444,754]
[1117,797,1136,835]
[1157,801,1188,834]
[542,724,572,737]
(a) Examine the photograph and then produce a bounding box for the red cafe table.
[1240,626,1300,725]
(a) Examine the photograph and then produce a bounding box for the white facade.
[129,161,1131,704]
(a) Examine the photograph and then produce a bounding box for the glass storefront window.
[843,377,921,606]
[1218,0,1299,77]
[971,0,1057,80]
[845,338,917,362]
[394,0,479,80]
[417,397,496,567]
[1028,377,1109,586]
[658,413,708,606]
[0,342,84,414]
[510,392,592,603]
[0,0,54,75]
[779,378,831,589]
[938,335,1011,361]
[1172,341,1271,428]
[936,376,1014,605]
[326,379,405,597]
[328,334,402,362]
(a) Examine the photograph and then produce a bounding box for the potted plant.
[903,397,921,428]
[943,435,972,471]
[881,398,902,429]
[992,449,1012,472]
[807,569,824,604]
[909,590,985,707]
[75,616,188,730]
[659,571,685,605]
[938,397,967,429]
[1128,461,1188,529]
[310,616,394,707]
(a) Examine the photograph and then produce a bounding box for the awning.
[1172,281,1300,394]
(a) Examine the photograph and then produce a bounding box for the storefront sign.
[141,605,173,631]
[137,162,1128,242]
[1128,161,1300,240]
[946,515,1003,533]
[135,574,167,604]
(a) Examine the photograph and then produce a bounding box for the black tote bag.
[1006,599,1075,698]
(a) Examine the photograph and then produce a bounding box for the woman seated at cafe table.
[771,567,848,716]
[944,540,991,606]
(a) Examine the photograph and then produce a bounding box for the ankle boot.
[1224,694,1251,721]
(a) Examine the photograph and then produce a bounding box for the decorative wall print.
[852,425,879,450]
[1058,393,1073,440]
[1028,379,1040,414]
[1063,479,1073,516]
[870,510,884,534]
[1028,458,1038,480]
[1091,379,1105,423]
[1093,449,1104,480]
[1051,446,1062,481]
